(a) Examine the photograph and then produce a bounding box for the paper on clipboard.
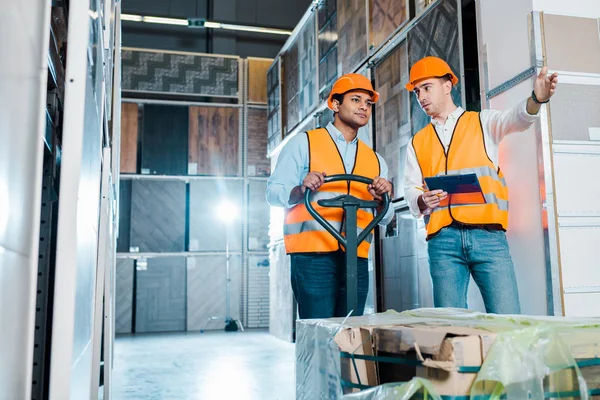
[424,173,486,204]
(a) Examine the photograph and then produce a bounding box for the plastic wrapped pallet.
[295,308,600,399]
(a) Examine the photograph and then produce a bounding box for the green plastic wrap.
[471,326,589,399]
[342,378,442,400]
[294,308,600,399]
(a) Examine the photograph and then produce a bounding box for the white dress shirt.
[403,99,540,218]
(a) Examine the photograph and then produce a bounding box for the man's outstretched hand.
[533,66,558,103]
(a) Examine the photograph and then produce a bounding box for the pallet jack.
[304,174,390,316]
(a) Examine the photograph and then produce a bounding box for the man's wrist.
[417,194,428,212]
[531,90,549,104]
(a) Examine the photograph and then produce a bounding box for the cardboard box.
[335,327,378,393]
[335,324,497,396]
[295,310,600,400]
[378,325,496,396]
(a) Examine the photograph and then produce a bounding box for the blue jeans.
[290,250,369,319]
[427,226,521,314]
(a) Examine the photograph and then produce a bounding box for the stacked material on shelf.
[295,308,600,400]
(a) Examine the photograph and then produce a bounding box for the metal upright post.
[225,223,231,319]
[345,205,359,316]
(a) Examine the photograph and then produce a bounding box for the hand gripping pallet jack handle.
[304,174,390,317]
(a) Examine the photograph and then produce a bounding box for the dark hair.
[439,73,453,83]
[332,93,345,105]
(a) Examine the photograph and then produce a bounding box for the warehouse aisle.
[111,330,295,400]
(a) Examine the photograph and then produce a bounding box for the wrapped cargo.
[295,309,600,399]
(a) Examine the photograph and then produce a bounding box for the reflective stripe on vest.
[283,219,374,244]
[284,128,380,257]
[412,112,509,237]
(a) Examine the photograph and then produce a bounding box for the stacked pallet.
[296,309,600,399]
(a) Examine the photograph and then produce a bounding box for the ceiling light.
[121,14,292,36]
[202,21,222,29]
[121,14,188,26]
[143,16,188,26]
[121,14,143,22]
[217,22,292,36]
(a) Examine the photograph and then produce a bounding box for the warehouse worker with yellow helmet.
[403,56,558,314]
[266,74,393,319]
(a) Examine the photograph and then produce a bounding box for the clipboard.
[424,173,483,195]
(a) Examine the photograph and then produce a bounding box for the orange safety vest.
[284,128,380,258]
[412,111,509,238]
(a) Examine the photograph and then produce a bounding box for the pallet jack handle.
[304,174,390,316]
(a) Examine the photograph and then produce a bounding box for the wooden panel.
[187,256,241,331]
[188,180,243,252]
[130,180,186,253]
[120,103,138,173]
[550,84,600,141]
[115,258,134,334]
[408,0,461,134]
[369,0,409,51]
[248,58,272,103]
[337,0,368,74]
[135,257,186,333]
[374,41,411,199]
[544,15,600,75]
[247,108,270,177]
[141,104,188,175]
[188,106,239,176]
[248,181,270,251]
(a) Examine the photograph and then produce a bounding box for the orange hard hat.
[327,73,379,110]
[405,56,458,91]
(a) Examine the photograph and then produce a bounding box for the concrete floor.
[111,330,295,400]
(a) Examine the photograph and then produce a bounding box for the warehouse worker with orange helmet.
[403,56,558,314]
[266,74,393,319]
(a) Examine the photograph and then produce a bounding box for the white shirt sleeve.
[403,141,431,219]
[480,98,540,145]
[265,133,308,208]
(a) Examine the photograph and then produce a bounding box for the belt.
[449,221,505,231]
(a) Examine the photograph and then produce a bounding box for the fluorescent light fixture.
[121,13,292,36]
[216,22,292,35]
[202,21,222,29]
[121,14,143,22]
[143,16,188,26]
[121,13,188,26]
